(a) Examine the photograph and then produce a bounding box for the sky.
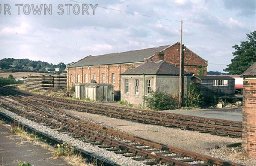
[0,0,255,72]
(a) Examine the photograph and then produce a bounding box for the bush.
[0,75,22,87]
[144,91,178,110]
[185,83,204,108]
[185,83,219,108]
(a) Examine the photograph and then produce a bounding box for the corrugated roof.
[200,76,235,80]
[121,60,180,75]
[69,45,169,67]
[243,62,256,76]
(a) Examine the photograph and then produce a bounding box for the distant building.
[228,75,243,94]
[67,42,207,99]
[199,76,235,96]
[121,61,190,106]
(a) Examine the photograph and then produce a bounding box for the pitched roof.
[243,62,256,76]
[121,60,180,75]
[69,45,169,67]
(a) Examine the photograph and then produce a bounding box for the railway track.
[27,93,242,138]
[0,95,242,166]
[0,87,242,138]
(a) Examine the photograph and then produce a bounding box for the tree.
[224,31,256,74]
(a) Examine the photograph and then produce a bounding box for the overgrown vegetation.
[185,83,218,108]
[0,74,23,87]
[144,91,178,110]
[185,83,203,108]
[119,100,133,107]
[54,143,74,157]
[0,58,66,73]
[18,161,32,166]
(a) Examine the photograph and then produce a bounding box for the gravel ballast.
[63,109,256,166]
[0,107,147,166]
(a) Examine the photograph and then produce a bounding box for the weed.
[18,161,32,166]
[54,143,74,157]
[85,98,91,102]
[119,100,133,107]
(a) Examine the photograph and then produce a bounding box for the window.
[213,80,228,86]
[70,74,73,84]
[125,79,129,93]
[135,79,139,94]
[76,74,81,83]
[112,73,115,84]
[84,74,87,83]
[146,79,152,94]
[92,74,96,81]
[101,73,105,83]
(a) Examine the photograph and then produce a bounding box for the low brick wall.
[243,77,256,158]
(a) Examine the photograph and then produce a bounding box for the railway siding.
[0,94,242,166]
[29,95,242,138]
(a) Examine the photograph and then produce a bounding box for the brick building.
[67,42,207,93]
[243,62,256,158]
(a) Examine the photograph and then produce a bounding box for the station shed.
[75,83,114,102]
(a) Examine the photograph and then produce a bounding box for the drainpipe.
[143,73,145,107]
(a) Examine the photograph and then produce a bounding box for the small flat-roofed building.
[199,76,235,96]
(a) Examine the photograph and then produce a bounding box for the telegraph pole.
[179,20,184,108]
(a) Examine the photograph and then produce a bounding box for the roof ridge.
[95,45,170,57]
[155,60,165,74]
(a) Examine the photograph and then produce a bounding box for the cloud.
[223,0,256,16]
[0,0,255,72]
[1,22,31,35]
[227,17,244,28]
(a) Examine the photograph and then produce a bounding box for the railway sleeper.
[123,152,136,157]
[132,156,146,161]
[105,147,120,152]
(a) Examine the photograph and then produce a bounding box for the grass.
[18,161,32,166]
[119,100,133,107]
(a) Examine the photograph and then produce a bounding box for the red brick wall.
[150,43,208,76]
[243,77,256,158]
[67,67,77,88]
[67,43,207,90]
[67,63,140,91]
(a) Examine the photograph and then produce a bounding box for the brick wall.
[150,43,208,76]
[67,63,140,91]
[243,77,256,158]
[67,43,207,90]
